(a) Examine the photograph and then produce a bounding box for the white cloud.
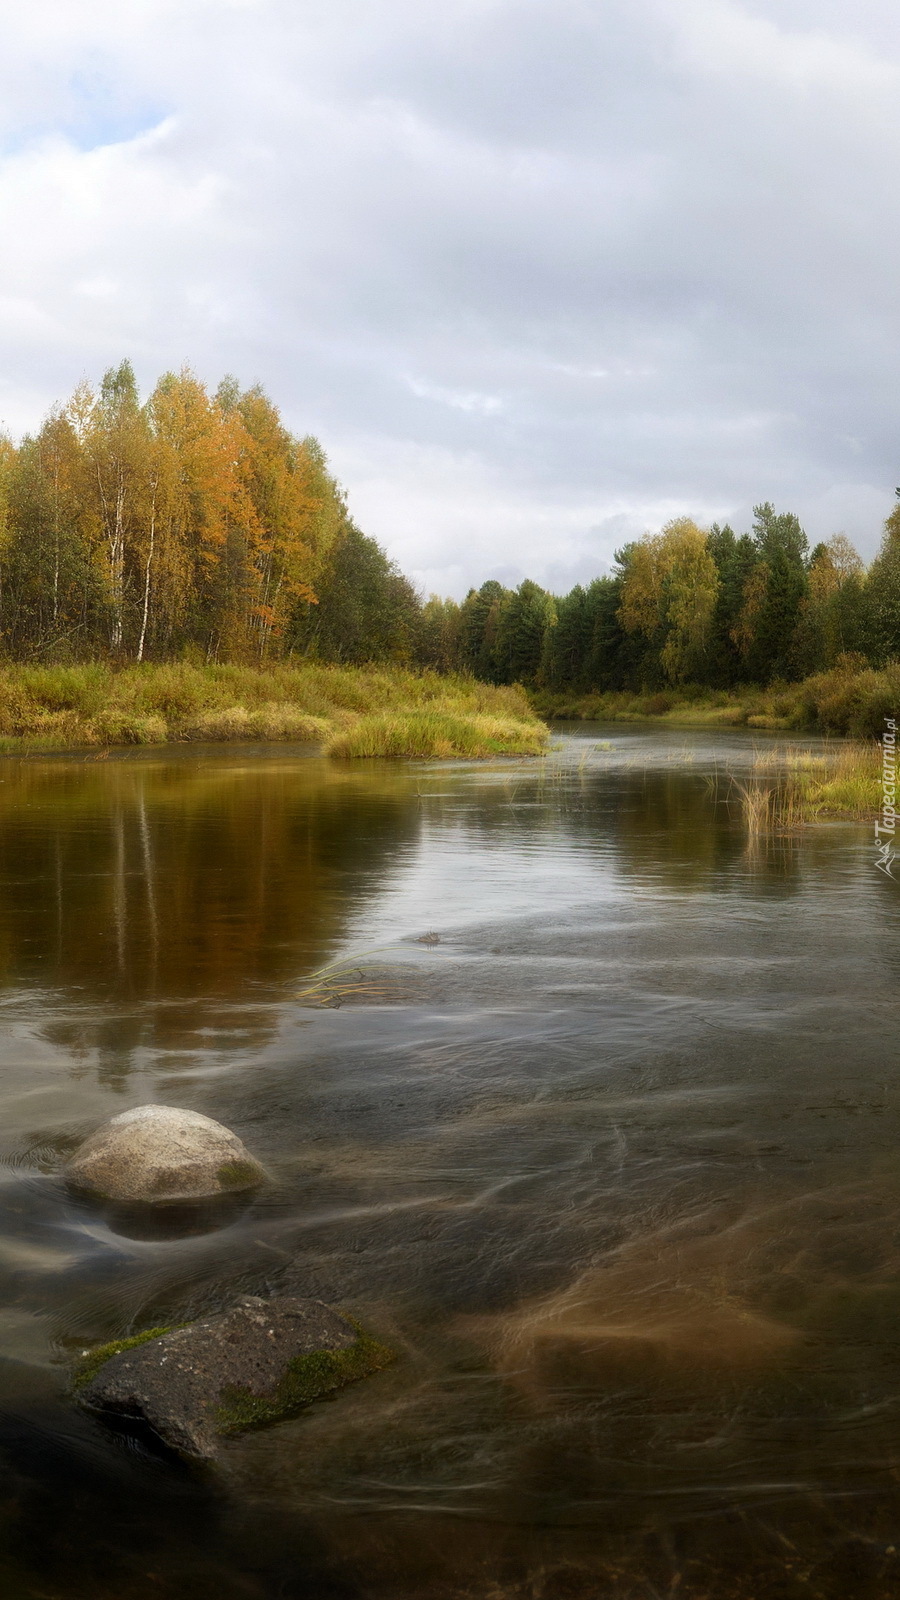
[663,0,897,90]
[0,0,898,582]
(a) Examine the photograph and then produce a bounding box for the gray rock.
[77,1297,390,1459]
[65,1105,266,1203]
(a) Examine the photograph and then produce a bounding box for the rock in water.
[77,1297,394,1459]
[65,1105,266,1203]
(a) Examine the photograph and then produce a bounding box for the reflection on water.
[1,728,900,1597]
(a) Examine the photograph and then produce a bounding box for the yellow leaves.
[250,603,280,633]
[620,518,719,681]
[808,535,865,607]
[6,363,344,660]
[619,537,662,636]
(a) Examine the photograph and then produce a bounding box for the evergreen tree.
[583,574,634,689]
[458,580,509,681]
[493,580,556,685]
[544,584,592,690]
[706,524,757,685]
[743,503,809,680]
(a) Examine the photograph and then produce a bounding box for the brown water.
[0,728,898,1599]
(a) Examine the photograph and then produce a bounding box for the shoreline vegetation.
[0,662,546,759]
[532,660,900,739]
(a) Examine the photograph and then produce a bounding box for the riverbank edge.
[0,663,548,759]
[531,662,900,741]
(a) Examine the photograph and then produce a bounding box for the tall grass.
[326,711,547,759]
[0,662,546,759]
[733,742,881,833]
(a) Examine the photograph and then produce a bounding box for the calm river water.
[0,727,898,1599]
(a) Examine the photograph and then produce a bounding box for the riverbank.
[0,663,547,758]
[532,661,900,740]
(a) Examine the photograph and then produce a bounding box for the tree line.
[421,504,900,691]
[1,363,898,686]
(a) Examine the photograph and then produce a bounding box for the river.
[0,727,897,1599]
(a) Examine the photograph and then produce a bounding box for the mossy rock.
[214,1326,394,1435]
[76,1296,394,1459]
[72,1325,183,1391]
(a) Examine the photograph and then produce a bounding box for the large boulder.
[76,1296,394,1459]
[65,1105,266,1204]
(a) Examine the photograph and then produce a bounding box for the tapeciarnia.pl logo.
[875,717,897,877]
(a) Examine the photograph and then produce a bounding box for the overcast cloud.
[1,0,898,594]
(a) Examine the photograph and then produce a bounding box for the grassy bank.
[0,663,547,758]
[533,661,900,739]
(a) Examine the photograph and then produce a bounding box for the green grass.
[0,662,546,759]
[213,1324,395,1436]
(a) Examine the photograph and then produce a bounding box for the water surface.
[0,727,898,1599]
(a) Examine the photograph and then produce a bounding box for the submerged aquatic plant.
[295,954,400,1007]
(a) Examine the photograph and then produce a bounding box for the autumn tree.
[77,361,150,652]
[619,519,719,682]
[231,386,319,660]
[794,536,867,673]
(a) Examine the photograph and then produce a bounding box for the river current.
[0,727,897,1599]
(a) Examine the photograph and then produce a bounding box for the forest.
[2,363,899,707]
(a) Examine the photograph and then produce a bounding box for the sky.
[1,0,899,597]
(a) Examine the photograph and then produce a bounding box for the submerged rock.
[76,1296,394,1459]
[65,1105,266,1204]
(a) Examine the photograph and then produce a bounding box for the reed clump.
[735,742,881,833]
[0,663,546,759]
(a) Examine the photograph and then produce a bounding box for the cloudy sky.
[1,0,898,596]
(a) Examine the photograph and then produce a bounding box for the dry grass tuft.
[325,710,547,759]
